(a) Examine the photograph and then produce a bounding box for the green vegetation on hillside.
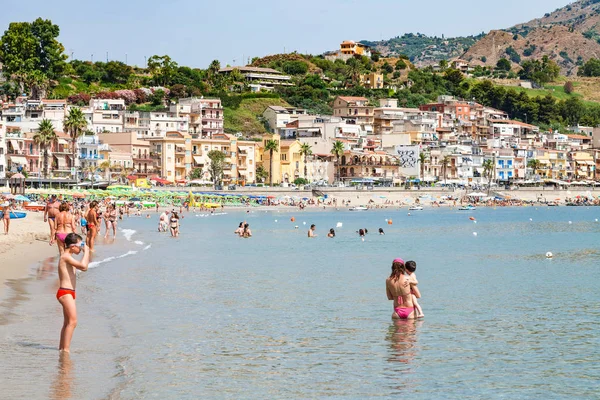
[222,95,290,134]
[361,33,485,64]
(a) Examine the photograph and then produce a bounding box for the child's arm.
[66,246,90,271]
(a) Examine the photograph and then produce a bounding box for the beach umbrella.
[14,195,31,202]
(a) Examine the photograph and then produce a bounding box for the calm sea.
[1,206,600,399]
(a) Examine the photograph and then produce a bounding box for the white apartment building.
[0,98,67,133]
[262,105,307,134]
[125,110,189,138]
[174,97,223,138]
[89,99,125,133]
[78,134,102,172]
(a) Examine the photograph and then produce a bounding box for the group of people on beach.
[38,195,149,352]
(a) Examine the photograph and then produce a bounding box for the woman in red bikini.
[55,202,75,255]
[386,258,417,320]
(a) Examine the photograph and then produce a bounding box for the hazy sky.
[1,0,571,69]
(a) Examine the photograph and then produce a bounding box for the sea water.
[1,207,600,399]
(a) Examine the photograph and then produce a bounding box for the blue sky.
[1,0,570,69]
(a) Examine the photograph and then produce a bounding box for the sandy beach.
[0,212,54,300]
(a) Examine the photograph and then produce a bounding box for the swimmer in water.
[241,223,252,238]
[234,222,244,235]
[57,233,89,352]
[379,228,385,235]
[386,258,417,320]
[327,228,335,238]
[308,224,317,238]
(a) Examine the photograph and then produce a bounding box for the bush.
[67,92,91,106]
[282,61,308,75]
[294,177,308,185]
[496,58,512,71]
[564,81,574,94]
[395,60,407,70]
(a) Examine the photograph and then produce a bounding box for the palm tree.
[264,138,279,186]
[483,159,495,195]
[85,164,97,186]
[345,58,361,87]
[299,143,312,181]
[99,160,111,184]
[63,107,88,177]
[33,119,57,178]
[418,152,428,181]
[527,159,541,178]
[331,140,345,183]
[441,155,451,185]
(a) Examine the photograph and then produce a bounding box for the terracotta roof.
[337,96,368,102]
[492,120,538,129]
[566,134,590,140]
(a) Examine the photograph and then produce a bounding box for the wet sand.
[0,212,54,300]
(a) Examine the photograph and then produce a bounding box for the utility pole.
[126,53,128,65]
[106,52,109,62]
[91,53,94,62]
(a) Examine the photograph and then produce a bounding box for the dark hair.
[244,223,249,228]
[239,222,243,227]
[90,200,98,208]
[59,202,70,212]
[389,260,406,281]
[329,228,335,235]
[358,229,365,236]
[405,260,417,273]
[310,224,315,228]
[364,228,368,234]
[65,233,83,247]
[378,228,384,233]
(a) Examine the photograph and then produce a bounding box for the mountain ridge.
[361,0,600,75]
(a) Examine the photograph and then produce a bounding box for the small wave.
[143,244,152,250]
[134,240,144,245]
[88,251,137,268]
[121,229,137,241]
[116,251,138,259]
[88,256,116,269]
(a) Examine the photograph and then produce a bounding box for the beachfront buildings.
[98,131,155,178]
[148,132,258,185]
[4,127,74,179]
[258,133,306,185]
[0,123,6,179]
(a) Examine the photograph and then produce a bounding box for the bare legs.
[3,218,9,234]
[48,219,56,245]
[87,227,96,252]
[58,294,77,352]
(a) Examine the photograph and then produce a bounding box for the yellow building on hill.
[258,133,305,185]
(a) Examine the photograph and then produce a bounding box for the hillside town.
[2,90,599,188]
[1,35,600,189]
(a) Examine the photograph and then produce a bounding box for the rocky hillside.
[462,0,600,75]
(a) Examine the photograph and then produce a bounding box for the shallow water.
[1,207,600,399]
